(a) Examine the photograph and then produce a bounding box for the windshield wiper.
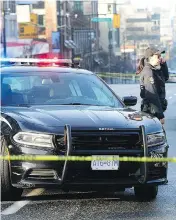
[62,103,103,106]
[1,104,31,107]
[16,104,31,107]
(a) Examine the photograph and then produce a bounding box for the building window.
[57,15,64,27]
[151,26,160,31]
[56,0,60,12]
[9,1,16,13]
[126,27,145,31]
[126,18,150,23]
[74,1,83,11]
[107,4,112,14]
[3,0,16,13]
[20,27,24,33]
[38,27,46,35]
[92,1,98,15]
[32,1,45,9]
[38,15,44,26]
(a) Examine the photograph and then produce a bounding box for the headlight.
[13,132,54,148]
[147,132,166,147]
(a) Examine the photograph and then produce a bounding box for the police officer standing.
[140,47,168,125]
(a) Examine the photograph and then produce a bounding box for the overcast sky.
[132,0,175,9]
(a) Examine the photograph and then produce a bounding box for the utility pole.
[90,15,92,71]
[2,9,7,57]
[58,0,61,57]
[108,25,112,73]
[108,1,121,73]
[123,31,126,62]
[113,1,120,56]
[63,2,66,58]
[107,2,115,73]
[71,26,74,61]
[57,0,65,57]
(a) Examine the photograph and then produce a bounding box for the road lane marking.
[1,188,45,215]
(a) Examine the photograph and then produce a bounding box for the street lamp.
[2,8,10,58]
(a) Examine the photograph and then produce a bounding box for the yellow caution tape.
[0,155,175,163]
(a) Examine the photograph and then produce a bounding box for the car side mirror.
[122,96,137,106]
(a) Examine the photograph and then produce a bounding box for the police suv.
[0,58,168,201]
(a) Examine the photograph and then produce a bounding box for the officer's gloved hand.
[160,118,165,125]
[160,57,166,64]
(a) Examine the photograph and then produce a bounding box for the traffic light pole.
[3,9,7,58]
[108,25,112,73]
[113,1,120,55]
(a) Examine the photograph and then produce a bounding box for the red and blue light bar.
[0,58,72,64]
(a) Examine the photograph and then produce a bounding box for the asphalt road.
[1,83,176,220]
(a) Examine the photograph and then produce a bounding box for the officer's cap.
[144,47,165,59]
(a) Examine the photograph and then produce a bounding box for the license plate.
[91,155,119,170]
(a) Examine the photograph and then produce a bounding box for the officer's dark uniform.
[140,63,166,119]
[160,60,169,82]
[140,48,169,184]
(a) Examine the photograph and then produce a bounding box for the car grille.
[55,129,142,153]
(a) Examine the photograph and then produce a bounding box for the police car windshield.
[1,71,123,108]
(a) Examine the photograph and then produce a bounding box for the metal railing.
[97,73,176,84]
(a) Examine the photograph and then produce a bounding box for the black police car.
[1,59,168,201]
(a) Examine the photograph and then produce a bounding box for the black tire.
[134,185,158,201]
[1,136,23,201]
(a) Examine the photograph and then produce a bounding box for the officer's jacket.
[140,63,165,119]
[154,67,166,99]
[161,62,169,82]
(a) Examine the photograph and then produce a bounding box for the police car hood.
[3,105,162,133]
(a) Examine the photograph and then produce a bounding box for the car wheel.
[134,185,158,201]
[1,135,23,201]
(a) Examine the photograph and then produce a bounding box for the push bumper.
[9,125,168,189]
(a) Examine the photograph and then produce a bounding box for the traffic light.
[113,14,120,28]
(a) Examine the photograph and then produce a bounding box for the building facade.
[55,0,99,66]
[98,0,121,56]
[1,0,18,42]
[160,8,172,45]
[119,5,161,57]
[1,0,49,58]
[31,1,46,39]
